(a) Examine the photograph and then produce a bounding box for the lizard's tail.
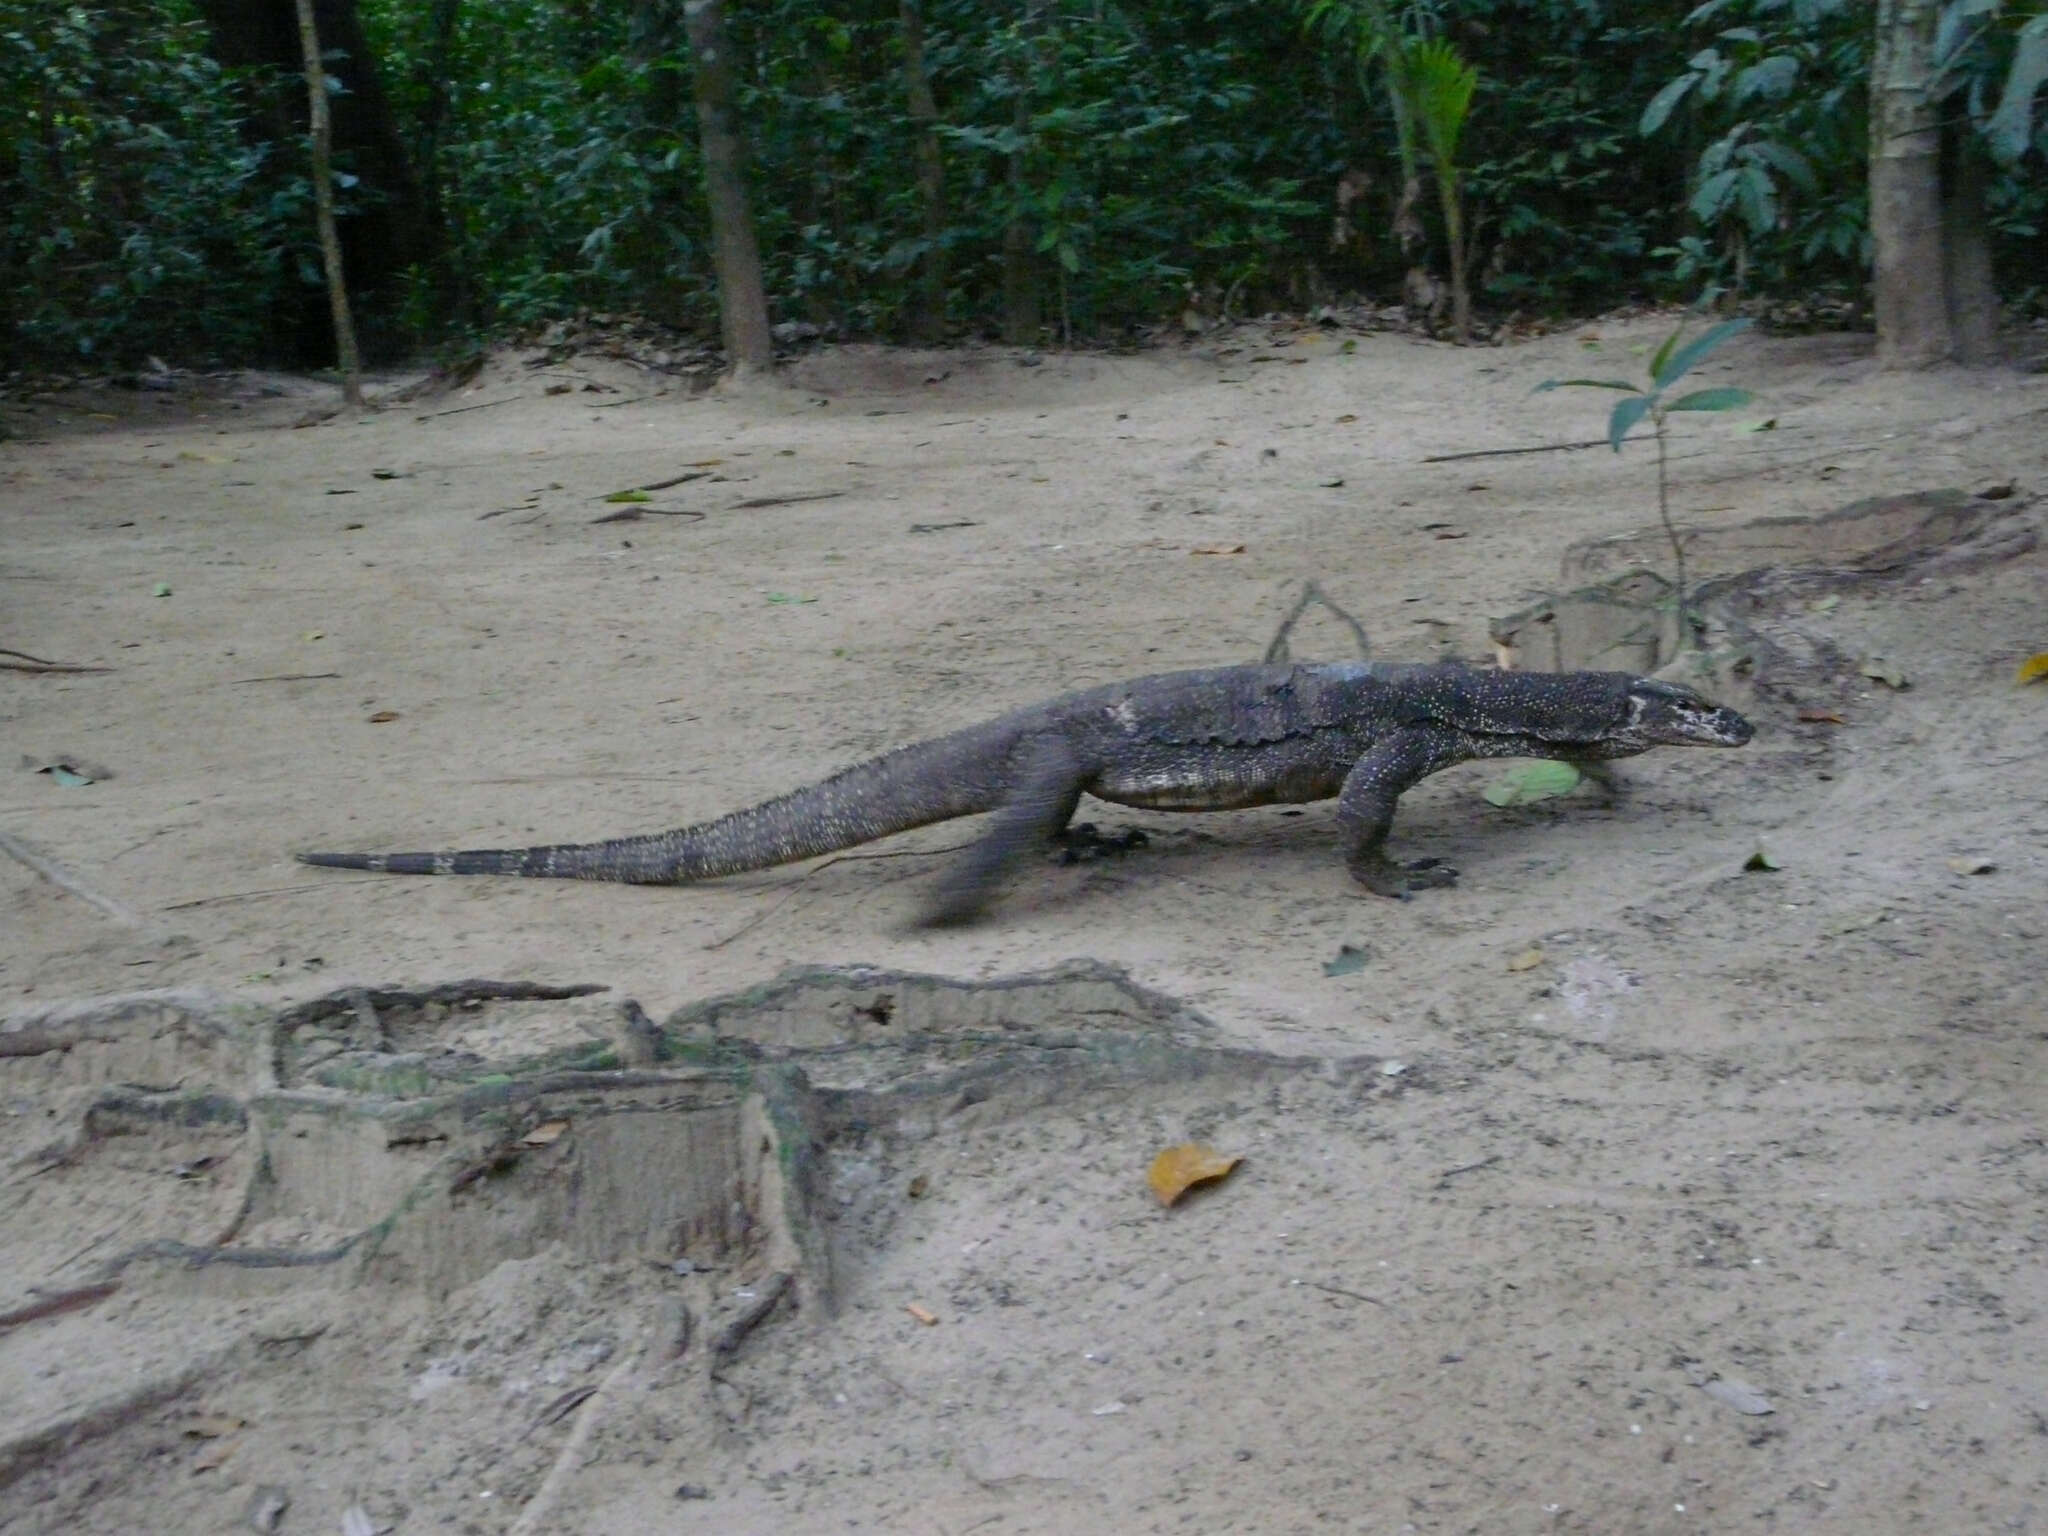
[297,725,1014,884]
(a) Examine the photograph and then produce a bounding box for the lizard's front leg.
[1336,729,1467,898]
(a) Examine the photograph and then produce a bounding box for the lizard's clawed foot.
[1351,855,1460,899]
[1052,822,1150,865]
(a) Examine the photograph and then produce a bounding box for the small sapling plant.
[1537,317,1755,649]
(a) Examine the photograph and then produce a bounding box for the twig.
[608,470,713,496]
[505,1337,644,1536]
[416,396,520,421]
[1303,1280,1387,1308]
[1,647,111,674]
[590,508,706,525]
[1420,438,1607,464]
[162,881,341,910]
[701,842,973,950]
[0,829,147,928]
[1264,580,1371,665]
[729,490,847,510]
[227,671,340,685]
[0,1283,120,1331]
[1436,1154,1502,1184]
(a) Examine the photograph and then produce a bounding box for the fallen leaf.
[1822,908,1888,937]
[303,630,324,641]
[1736,417,1778,434]
[1319,477,1346,488]
[1797,707,1845,724]
[1190,543,1246,556]
[366,710,400,724]
[152,581,172,597]
[1947,856,1996,875]
[1482,760,1582,807]
[1700,1377,1774,1415]
[1507,948,1545,972]
[1744,846,1782,872]
[1808,594,1840,613]
[905,1303,939,1326]
[183,1414,245,1439]
[603,489,652,503]
[906,1173,930,1198]
[2017,653,2048,685]
[684,458,724,467]
[764,592,818,604]
[192,1436,240,1473]
[1859,655,1908,688]
[1322,943,1371,977]
[40,764,94,787]
[1148,1143,1242,1207]
[521,1119,568,1146]
[1433,529,1469,540]
[1334,414,1357,424]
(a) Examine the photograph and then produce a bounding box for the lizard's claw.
[1052,822,1150,865]
[1351,855,1460,899]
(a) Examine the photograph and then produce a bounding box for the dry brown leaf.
[521,1119,568,1146]
[366,710,400,724]
[2017,653,2048,685]
[1506,948,1545,972]
[905,1303,939,1326]
[1335,413,1358,424]
[1190,543,1246,556]
[183,1415,244,1439]
[1147,1143,1242,1207]
[1797,707,1845,724]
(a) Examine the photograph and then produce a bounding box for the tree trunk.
[1942,130,2000,364]
[194,0,434,361]
[1870,0,1953,367]
[683,0,774,377]
[1001,0,1046,346]
[899,0,949,346]
[294,0,365,407]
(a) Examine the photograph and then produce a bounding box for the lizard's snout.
[1706,706,1754,746]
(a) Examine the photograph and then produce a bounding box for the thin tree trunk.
[294,0,365,406]
[1436,176,1469,344]
[1001,0,1046,346]
[1942,131,1999,364]
[683,0,773,377]
[899,0,949,345]
[1870,0,1952,367]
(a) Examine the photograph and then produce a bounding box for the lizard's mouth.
[1698,707,1755,746]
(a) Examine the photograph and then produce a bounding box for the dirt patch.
[4,319,2047,1531]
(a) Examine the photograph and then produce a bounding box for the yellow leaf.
[1506,948,1544,972]
[905,1303,939,1326]
[521,1120,568,1146]
[1147,1143,1241,1207]
[1190,543,1246,556]
[2017,653,2048,685]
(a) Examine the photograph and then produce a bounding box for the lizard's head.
[1614,678,1754,750]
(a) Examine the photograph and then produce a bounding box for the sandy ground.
[2,317,2045,1535]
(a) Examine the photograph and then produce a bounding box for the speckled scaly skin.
[297,661,1753,924]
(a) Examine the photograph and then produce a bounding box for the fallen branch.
[711,1270,792,1368]
[0,829,147,928]
[416,396,520,421]
[1,647,111,675]
[729,490,847,510]
[0,1283,121,1332]
[1420,438,1606,464]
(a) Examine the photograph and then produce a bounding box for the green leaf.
[1640,74,1697,136]
[1648,325,1684,383]
[1534,377,1640,393]
[1322,943,1372,977]
[1608,394,1653,450]
[1985,15,2048,165]
[764,593,818,605]
[1665,386,1754,412]
[604,489,652,503]
[1651,318,1752,389]
[1482,760,1583,808]
[1690,167,1742,224]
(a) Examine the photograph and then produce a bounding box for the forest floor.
[2,316,2045,1535]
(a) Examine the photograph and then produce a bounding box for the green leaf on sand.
[1482,760,1582,807]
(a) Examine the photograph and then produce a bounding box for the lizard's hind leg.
[921,734,1087,926]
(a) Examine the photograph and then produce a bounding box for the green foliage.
[1537,314,1756,644]
[0,2,312,366]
